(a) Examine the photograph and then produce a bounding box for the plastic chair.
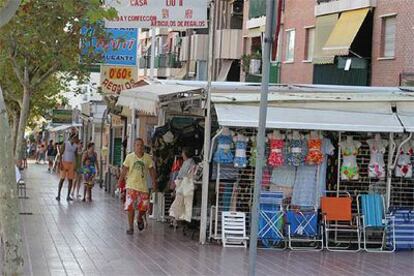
[285,206,323,251]
[258,191,286,249]
[321,191,360,251]
[357,194,395,252]
[222,211,249,248]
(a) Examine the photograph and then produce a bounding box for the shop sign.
[52,110,73,124]
[105,0,207,29]
[80,27,138,66]
[100,65,139,94]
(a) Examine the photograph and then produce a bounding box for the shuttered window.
[304,27,315,61]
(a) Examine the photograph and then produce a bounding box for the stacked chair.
[386,208,414,251]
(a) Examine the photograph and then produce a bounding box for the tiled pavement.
[10,163,414,275]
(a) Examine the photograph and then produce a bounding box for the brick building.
[275,0,414,86]
[371,0,414,86]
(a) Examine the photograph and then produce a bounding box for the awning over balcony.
[313,14,338,64]
[323,8,370,57]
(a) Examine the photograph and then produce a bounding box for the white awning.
[398,115,414,132]
[116,84,203,115]
[48,124,82,132]
[214,104,404,133]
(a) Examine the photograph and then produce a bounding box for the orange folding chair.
[321,191,361,251]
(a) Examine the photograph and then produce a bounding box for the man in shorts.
[56,134,79,201]
[118,138,157,234]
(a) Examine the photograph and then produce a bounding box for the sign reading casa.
[100,65,139,94]
[105,0,207,29]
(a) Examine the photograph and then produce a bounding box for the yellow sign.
[100,65,139,94]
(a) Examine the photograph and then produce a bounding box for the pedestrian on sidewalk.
[118,138,157,235]
[81,142,99,202]
[71,141,84,199]
[56,134,79,201]
[47,140,57,173]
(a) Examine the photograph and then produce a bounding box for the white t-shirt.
[62,141,77,162]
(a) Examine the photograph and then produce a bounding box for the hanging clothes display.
[286,136,307,167]
[233,134,249,168]
[395,138,413,178]
[267,131,285,167]
[366,135,388,179]
[213,133,234,164]
[305,138,324,165]
[339,136,361,180]
[291,138,335,207]
[270,166,296,198]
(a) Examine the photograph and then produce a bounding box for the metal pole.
[150,28,156,80]
[99,108,108,188]
[248,1,275,275]
[200,0,216,245]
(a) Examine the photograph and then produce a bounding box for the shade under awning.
[323,8,370,57]
[214,104,404,133]
[244,26,265,38]
[116,84,203,115]
[313,14,338,64]
[217,60,233,82]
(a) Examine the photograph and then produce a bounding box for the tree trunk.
[14,87,30,161]
[0,86,24,275]
[11,110,19,153]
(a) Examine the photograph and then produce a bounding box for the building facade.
[276,0,414,86]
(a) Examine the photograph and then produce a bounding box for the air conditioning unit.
[231,0,243,16]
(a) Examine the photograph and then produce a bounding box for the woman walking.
[71,142,84,198]
[47,140,57,173]
[82,143,99,202]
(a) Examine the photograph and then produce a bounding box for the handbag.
[175,165,196,196]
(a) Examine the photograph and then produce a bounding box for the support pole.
[200,0,216,245]
[248,0,275,275]
[150,28,156,80]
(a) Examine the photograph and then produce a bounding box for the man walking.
[118,138,157,234]
[56,134,79,201]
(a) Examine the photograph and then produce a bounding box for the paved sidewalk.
[13,164,414,275]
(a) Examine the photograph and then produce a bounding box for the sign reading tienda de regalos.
[81,27,138,66]
[105,0,208,29]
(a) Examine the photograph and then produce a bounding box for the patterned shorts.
[124,189,149,212]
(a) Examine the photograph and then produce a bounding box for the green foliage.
[0,0,116,133]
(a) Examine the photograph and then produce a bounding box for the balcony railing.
[140,53,181,69]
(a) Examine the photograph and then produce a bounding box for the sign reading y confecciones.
[105,0,208,29]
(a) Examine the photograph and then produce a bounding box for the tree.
[0,1,115,274]
[0,0,116,161]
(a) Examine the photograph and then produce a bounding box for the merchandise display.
[233,133,249,168]
[267,130,285,167]
[395,136,413,178]
[339,136,361,180]
[366,134,388,179]
[213,128,234,164]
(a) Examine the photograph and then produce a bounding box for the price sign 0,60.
[109,68,133,79]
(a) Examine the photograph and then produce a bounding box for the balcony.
[155,53,181,68]
[315,0,376,16]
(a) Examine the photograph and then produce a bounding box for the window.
[381,16,396,58]
[285,29,295,62]
[304,27,315,61]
